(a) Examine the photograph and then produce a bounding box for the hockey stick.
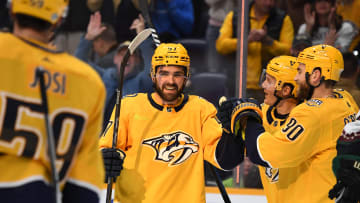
[36,68,61,203]
[105,28,153,203]
[208,162,231,203]
[138,0,231,202]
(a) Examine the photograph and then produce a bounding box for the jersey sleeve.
[99,98,130,151]
[257,106,320,168]
[201,99,244,170]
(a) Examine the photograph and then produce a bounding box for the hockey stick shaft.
[138,0,160,47]
[138,0,231,202]
[105,51,130,203]
[36,68,61,203]
[105,29,152,203]
[209,164,231,203]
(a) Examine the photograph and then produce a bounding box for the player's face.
[295,63,311,101]
[153,65,187,104]
[261,73,278,105]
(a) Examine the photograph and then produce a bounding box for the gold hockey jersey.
[259,103,289,203]
[0,33,105,200]
[99,93,224,203]
[257,91,358,203]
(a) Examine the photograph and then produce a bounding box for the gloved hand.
[329,166,360,203]
[216,97,241,134]
[101,148,126,182]
[230,98,262,135]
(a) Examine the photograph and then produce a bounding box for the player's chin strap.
[271,90,282,107]
[305,72,323,100]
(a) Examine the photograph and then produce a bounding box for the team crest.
[265,167,279,183]
[142,131,199,166]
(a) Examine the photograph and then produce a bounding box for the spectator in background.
[276,0,308,32]
[205,0,236,73]
[89,23,118,68]
[335,52,360,107]
[216,0,294,101]
[298,0,358,53]
[113,0,141,43]
[112,0,194,44]
[0,0,11,30]
[54,0,101,54]
[290,34,312,56]
[336,0,360,51]
[75,12,153,126]
[150,0,194,42]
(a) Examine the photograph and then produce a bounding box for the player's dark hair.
[15,14,52,32]
[341,52,359,78]
[323,80,336,88]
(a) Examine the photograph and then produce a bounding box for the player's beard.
[154,80,185,103]
[297,82,311,101]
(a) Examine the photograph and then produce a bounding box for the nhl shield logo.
[265,167,279,183]
[142,131,199,166]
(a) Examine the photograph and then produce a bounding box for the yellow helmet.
[151,43,190,77]
[297,44,344,81]
[266,55,298,97]
[10,0,69,24]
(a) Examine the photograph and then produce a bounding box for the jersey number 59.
[0,92,86,181]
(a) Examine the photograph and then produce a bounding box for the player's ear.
[310,68,322,86]
[281,85,292,97]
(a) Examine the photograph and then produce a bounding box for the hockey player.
[99,43,244,203]
[0,0,106,202]
[329,110,360,203]
[258,55,299,203]
[220,44,359,203]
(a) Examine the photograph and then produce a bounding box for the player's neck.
[311,85,333,99]
[276,99,297,115]
[13,24,51,44]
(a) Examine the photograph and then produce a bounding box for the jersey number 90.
[281,118,304,141]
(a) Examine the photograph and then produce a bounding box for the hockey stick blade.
[128,28,152,54]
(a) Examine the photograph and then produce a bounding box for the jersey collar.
[266,105,289,126]
[147,92,189,112]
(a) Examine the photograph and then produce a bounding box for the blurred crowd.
[2,0,360,190]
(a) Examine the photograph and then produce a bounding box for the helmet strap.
[271,90,282,107]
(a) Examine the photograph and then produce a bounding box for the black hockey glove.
[101,148,126,183]
[216,97,240,134]
[230,98,262,136]
[329,166,360,203]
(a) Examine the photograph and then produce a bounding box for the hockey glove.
[101,148,126,182]
[216,97,242,134]
[230,98,263,136]
[329,166,360,203]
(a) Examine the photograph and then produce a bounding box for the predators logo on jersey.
[142,131,199,166]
